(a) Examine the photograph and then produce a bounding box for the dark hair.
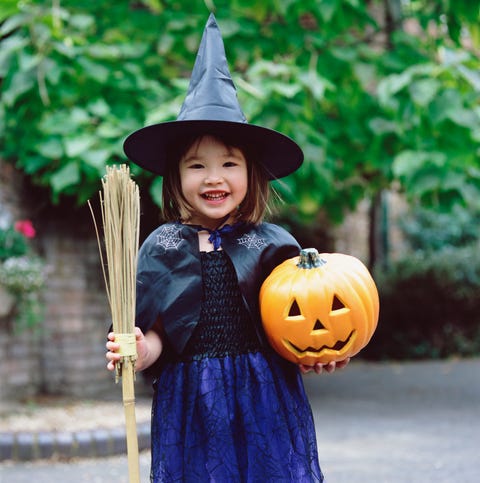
[161,133,270,224]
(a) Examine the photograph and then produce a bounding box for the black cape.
[135,222,300,354]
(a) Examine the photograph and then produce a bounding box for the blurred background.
[0,0,479,410]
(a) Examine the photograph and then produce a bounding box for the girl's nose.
[205,169,223,184]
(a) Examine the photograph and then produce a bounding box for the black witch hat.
[123,13,303,180]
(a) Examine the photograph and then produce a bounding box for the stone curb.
[0,422,150,462]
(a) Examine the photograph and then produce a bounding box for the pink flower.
[14,220,36,238]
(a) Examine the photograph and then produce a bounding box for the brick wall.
[39,224,114,398]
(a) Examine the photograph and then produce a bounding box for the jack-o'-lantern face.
[260,249,379,365]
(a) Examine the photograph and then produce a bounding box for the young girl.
[106,14,349,482]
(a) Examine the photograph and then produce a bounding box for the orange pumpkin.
[260,248,379,365]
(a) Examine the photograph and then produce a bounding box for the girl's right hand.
[106,327,146,371]
[106,326,162,372]
[105,331,122,371]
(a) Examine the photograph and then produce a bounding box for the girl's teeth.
[203,193,226,200]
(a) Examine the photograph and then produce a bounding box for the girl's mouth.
[201,191,229,201]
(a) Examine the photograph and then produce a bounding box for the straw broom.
[89,165,140,483]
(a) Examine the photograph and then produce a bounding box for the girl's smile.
[201,190,229,202]
[179,135,248,229]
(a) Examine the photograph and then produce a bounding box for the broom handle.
[122,359,140,483]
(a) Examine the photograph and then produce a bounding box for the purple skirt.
[150,350,323,482]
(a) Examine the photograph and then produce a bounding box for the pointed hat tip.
[207,12,217,25]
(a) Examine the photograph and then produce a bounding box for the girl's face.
[179,135,248,229]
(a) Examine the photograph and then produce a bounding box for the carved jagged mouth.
[286,330,356,354]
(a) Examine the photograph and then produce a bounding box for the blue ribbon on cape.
[195,222,244,250]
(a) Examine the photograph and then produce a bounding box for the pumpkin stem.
[297,248,327,269]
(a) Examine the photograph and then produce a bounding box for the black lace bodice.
[179,250,262,361]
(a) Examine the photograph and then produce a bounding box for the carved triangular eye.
[332,295,345,311]
[288,299,302,317]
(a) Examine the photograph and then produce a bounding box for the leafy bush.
[1,1,479,224]
[400,205,480,252]
[362,244,480,360]
[0,219,46,332]
[0,224,29,261]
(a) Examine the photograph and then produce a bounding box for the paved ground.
[0,358,479,482]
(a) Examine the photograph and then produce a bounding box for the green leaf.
[270,81,301,98]
[87,99,111,117]
[96,123,126,139]
[447,108,479,128]
[353,62,377,90]
[86,44,123,59]
[36,138,64,159]
[69,107,91,125]
[2,70,36,106]
[275,0,297,16]
[64,135,96,158]
[0,35,28,77]
[20,156,52,175]
[457,64,480,90]
[298,71,334,100]
[429,89,463,124]
[39,112,75,135]
[409,171,442,196]
[0,8,23,28]
[217,19,241,38]
[44,58,62,85]
[82,149,111,171]
[368,117,399,135]
[69,14,95,30]
[51,163,81,193]
[377,71,412,107]
[393,151,427,177]
[408,78,440,107]
[18,50,41,71]
[76,57,110,83]
[157,33,175,55]
[318,0,341,22]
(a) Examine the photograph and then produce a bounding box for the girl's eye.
[189,163,204,169]
[224,161,238,167]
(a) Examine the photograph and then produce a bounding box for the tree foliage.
[1,0,479,222]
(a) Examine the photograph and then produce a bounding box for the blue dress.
[150,250,323,482]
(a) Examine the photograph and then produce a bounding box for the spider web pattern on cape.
[156,225,184,250]
[237,233,266,250]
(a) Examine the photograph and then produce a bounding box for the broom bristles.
[90,164,140,335]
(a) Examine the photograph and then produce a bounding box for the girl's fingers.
[300,359,349,374]
[106,351,120,362]
[336,357,351,369]
[106,340,120,351]
[324,361,336,373]
[106,333,121,371]
[134,326,143,339]
[299,364,313,374]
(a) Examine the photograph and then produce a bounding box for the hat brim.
[123,120,303,180]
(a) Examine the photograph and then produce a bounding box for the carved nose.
[313,319,326,331]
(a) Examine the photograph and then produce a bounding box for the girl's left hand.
[299,358,350,375]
